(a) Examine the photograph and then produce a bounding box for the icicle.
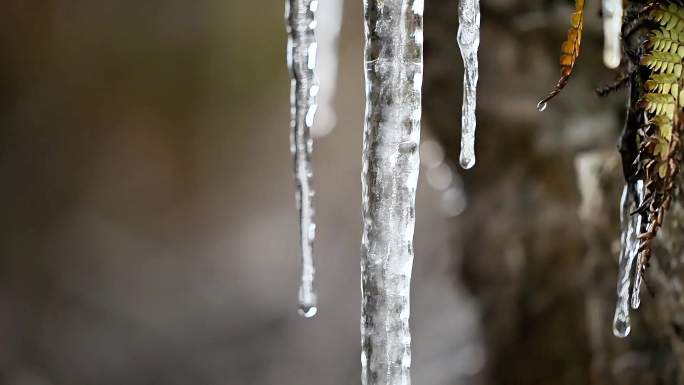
[612,180,644,337]
[601,0,622,69]
[311,0,343,138]
[361,0,423,384]
[457,0,480,169]
[612,185,632,337]
[286,0,319,318]
[630,180,646,310]
[631,256,644,309]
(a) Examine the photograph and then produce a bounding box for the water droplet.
[298,304,318,318]
[612,316,631,338]
[459,154,475,169]
[537,101,547,112]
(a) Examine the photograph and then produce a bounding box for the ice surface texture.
[361,0,423,384]
[457,0,480,169]
[613,181,644,337]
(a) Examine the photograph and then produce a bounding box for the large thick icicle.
[457,0,480,169]
[360,1,423,384]
[601,0,622,69]
[286,0,319,318]
[612,180,644,338]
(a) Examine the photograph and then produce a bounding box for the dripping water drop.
[459,154,476,169]
[298,304,318,318]
[537,101,547,112]
[613,314,631,338]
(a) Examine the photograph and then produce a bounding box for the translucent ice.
[286,0,319,317]
[360,0,423,384]
[457,0,480,169]
[612,180,644,337]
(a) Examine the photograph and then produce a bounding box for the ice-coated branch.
[360,1,423,384]
[285,0,319,318]
[457,0,480,169]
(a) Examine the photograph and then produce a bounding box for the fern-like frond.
[648,4,684,32]
[645,73,679,97]
[634,13,684,279]
[647,29,684,56]
[640,93,676,117]
[641,51,683,77]
[536,0,584,110]
[649,115,674,142]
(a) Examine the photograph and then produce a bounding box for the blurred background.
[1,1,680,385]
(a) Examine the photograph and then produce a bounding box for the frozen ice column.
[285,0,319,317]
[612,181,643,337]
[457,0,480,169]
[360,1,423,384]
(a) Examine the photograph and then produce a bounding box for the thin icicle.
[311,0,343,138]
[631,256,644,310]
[630,180,646,311]
[457,0,480,169]
[286,0,319,318]
[361,0,423,384]
[601,0,622,69]
[612,181,643,337]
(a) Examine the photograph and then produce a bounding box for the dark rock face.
[424,0,684,383]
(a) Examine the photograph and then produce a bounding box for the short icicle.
[457,0,480,169]
[361,0,423,384]
[601,0,622,69]
[612,180,644,337]
[286,0,319,318]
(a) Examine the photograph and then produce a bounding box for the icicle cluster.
[286,0,319,318]
[360,0,423,384]
[613,180,644,338]
[601,0,622,68]
[457,0,480,169]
